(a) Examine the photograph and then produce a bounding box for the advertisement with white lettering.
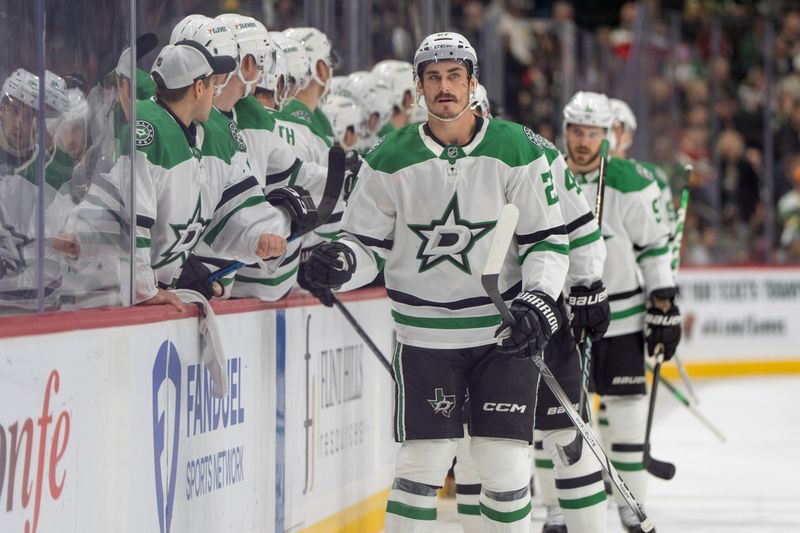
[677,268,800,359]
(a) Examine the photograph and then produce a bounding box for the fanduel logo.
[0,370,70,533]
[483,402,527,413]
[152,341,181,533]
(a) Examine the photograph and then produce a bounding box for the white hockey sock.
[602,395,648,507]
[454,427,482,533]
[541,428,607,533]
[472,436,532,533]
[384,439,458,533]
[533,430,557,508]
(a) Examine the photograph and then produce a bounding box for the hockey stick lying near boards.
[560,138,609,465]
[482,204,654,532]
[208,145,347,282]
[645,361,726,442]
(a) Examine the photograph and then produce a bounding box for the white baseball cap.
[150,40,236,90]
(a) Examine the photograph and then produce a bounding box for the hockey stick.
[330,294,393,376]
[208,145,347,282]
[640,183,692,481]
[645,362,726,442]
[482,204,654,532]
[560,138,609,465]
[669,185,699,403]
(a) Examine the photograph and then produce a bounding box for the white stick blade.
[483,204,519,276]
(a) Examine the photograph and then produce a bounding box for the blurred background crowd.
[1,0,799,313]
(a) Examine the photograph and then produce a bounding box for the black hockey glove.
[297,260,335,307]
[644,289,682,361]
[495,291,562,358]
[568,280,610,342]
[302,242,356,290]
[175,255,221,300]
[266,185,318,238]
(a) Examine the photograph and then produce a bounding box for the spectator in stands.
[778,155,800,263]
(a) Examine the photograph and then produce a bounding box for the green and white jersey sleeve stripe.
[575,156,674,337]
[337,118,568,349]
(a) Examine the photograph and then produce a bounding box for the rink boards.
[0,288,396,533]
[1,266,800,533]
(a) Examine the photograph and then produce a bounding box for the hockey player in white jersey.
[342,70,394,152]
[320,93,362,151]
[608,98,677,257]
[563,92,680,533]
[452,84,611,533]
[303,31,570,533]
[168,15,322,302]
[372,59,416,136]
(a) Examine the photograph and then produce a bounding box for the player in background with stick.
[564,92,681,533]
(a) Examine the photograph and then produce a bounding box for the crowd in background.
[1,0,800,313]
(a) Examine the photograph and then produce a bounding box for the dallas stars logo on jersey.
[408,193,495,274]
[152,195,209,269]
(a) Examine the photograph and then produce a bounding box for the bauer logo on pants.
[152,340,181,533]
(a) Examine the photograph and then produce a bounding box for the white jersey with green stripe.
[220,97,328,301]
[336,117,570,349]
[632,159,679,271]
[274,100,344,249]
[109,100,289,303]
[575,157,674,337]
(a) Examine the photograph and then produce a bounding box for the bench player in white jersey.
[451,84,611,533]
[372,60,416,136]
[304,32,570,533]
[166,15,320,301]
[563,92,681,533]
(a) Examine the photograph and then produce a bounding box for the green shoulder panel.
[606,157,656,193]
[632,158,669,190]
[234,95,276,133]
[314,106,334,138]
[202,107,246,163]
[132,99,194,170]
[135,68,156,100]
[363,123,435,174]
[377,122,395,137]
[281,100,333,147]
[471,119,559,167]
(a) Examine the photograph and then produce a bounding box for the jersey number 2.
[541,171,558,206]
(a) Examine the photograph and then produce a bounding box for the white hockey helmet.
[320,94,362,150]
[216,14,271,71]
[282,27,340,72]
[257,32,285,93]
[327,75,350,98]
[609,98,637,132]
[345,71,393,136]
[2,68,70,117]
[562,91,616,149]
[170,14,239,94]
[470,83,491,117]
[413,32,478,81]
[372,60,415,112]
[269,32,312,108]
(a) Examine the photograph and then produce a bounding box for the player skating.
[563,92,681,533]
[303,31,570,532]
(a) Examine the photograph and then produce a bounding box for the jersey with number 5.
[574,157,674,337]
[335,118,569,349]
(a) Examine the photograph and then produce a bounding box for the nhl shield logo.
[446,146,458,159]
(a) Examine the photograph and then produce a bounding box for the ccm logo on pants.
[483,402,527,413]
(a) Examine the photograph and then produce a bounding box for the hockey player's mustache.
[435,92,458,103]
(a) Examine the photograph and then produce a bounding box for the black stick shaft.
[332,295,393,376]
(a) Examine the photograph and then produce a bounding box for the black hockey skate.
[541,504,567,533]
[618,505,655,533]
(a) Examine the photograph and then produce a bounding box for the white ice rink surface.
[423,375,800,532]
